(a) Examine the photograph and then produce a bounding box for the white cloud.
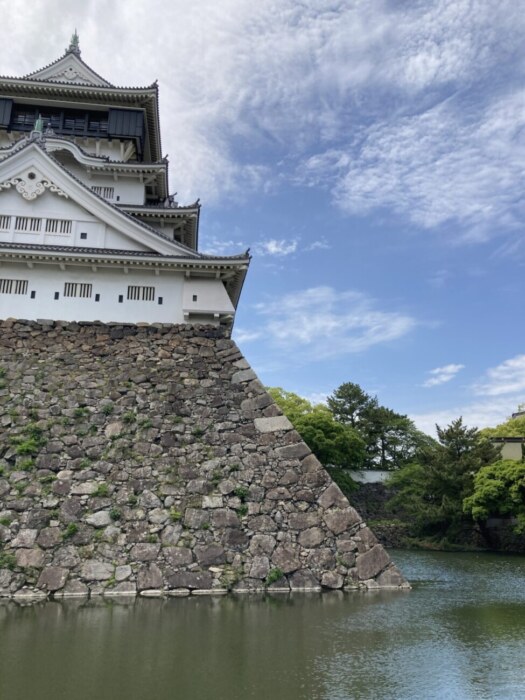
[252,286,416,359]
[306,239,331,251]
[423,363,464,388]
[233,328,262,344]
[473,355,525,397]
[300,90,525,236]
[200,236,247,256]
[413,355,525,434]
[254,239,298,257]
[411,397,516,437]
[302,391,329,406]
[4,0,525,234]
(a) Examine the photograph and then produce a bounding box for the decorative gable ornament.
[0,168,68,200]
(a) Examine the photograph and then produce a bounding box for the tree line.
[269,383,525,544]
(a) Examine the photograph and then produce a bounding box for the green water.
[1,550,524,699]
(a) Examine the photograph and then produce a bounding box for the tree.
[327,381,429,470]
[463,460,525,533]
[388,418,500,540]
[267,387,366,469]
[327,382,378,429]
[481,414,525,438]
[266,388,315,424]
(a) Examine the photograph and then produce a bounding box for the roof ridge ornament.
[66,29,81,57]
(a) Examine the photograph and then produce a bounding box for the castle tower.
[0,38,409,599]
[0,35,249,325]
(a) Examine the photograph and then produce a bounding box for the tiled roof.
[0,241,250,262]
[0,138,195,255]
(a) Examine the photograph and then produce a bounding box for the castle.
[0,33,248,325]
[0,37,408,599]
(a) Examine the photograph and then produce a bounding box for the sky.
[1,0,524,435]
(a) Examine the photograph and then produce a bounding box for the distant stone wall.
[0,319,408,600]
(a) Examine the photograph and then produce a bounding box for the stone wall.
[0,319,408,600]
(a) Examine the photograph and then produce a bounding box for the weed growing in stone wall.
[93,483,109,497]
[265,568,284,586]
[63,523,78,540]
[10,423,47,456]
[233,486,249,502]
[0,550,16,571]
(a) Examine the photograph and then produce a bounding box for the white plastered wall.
[183,277,235,317]
[0,188,151,251]
[61,163,146,205]
[0,262,186,324]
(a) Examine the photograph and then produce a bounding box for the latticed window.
[0,279,28,294]
[64,282,93,298]
[0,215,11,231]
[45,219,72,234]
[15,217,41,232]
[127,285,155,301]
[91,186,115,199]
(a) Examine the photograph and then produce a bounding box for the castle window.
[0,215,11,231]
[15,217,41,233]
[45,219,72,234]
[0,279,28,295]
[64,283,93,298]
[91,186,115,200]
[192,295,198,302]
[80,232,87,240]
[127,285,155,301]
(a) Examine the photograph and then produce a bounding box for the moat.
[1,549,524,700]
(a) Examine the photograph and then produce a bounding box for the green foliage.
[101,403,114,416]
[0,366,6,378]
[236,504,248,517]
[296,408,366,469]
[481,414,525,439]
[328,382,378,429]
[109,507,121,521]
[464,460,525,532]
[326,467,359,497]
[268,387,366,469]
[10,423,47,456]
[233,486,249,502]
[0,551,16,570]
[269,383,428,471]
[328,382,431,470]
[74,407,90,419]
[388,418,500,539]
[122,411,136,424]
[265,568,284,585]
[63,523,78,540]
[170,508,182,522]
[93,483,109,497]
[267,388,316,424]
[0,517,12,527]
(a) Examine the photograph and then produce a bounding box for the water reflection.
[1,551,525,700]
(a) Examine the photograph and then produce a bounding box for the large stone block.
[355,545,391,580]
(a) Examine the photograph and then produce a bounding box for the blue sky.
[2,0,525,433]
